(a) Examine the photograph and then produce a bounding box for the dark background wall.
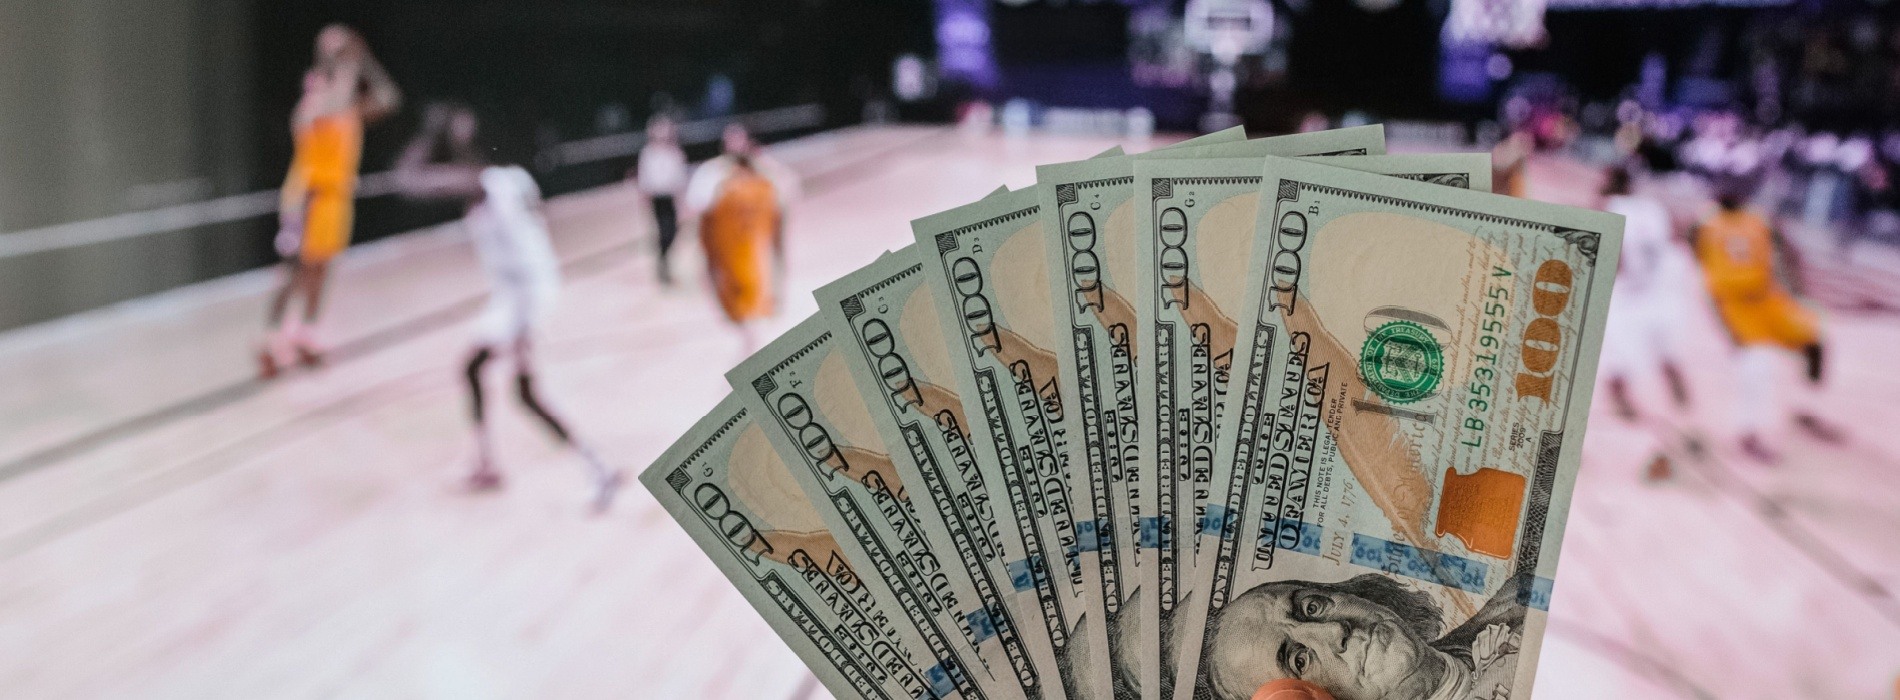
[5,0,1863,331]
[0,0,257,325]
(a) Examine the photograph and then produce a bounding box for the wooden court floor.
[0,126,1895,699]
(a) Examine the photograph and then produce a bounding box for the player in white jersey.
[1596,166,1705,480]
[394,103,622,511]
[633,113,688,287]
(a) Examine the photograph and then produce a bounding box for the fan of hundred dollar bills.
[639,125,1624,700]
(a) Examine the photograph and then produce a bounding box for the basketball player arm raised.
[391,106,483,202]
[344,37,403,123]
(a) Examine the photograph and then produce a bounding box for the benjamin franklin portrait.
[1203,571,1532,700]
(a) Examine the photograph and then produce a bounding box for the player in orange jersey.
[261,24,400,377]
[1694,183,1843,461]
[695,153,780,353]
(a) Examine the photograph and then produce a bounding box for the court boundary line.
[1686,440,1900,628]
[1629,410,1900,633]
[0,313,718,561]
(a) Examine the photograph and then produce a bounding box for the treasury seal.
[1359,320,1442,404]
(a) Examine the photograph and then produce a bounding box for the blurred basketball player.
[1597,166,1701,480]
[394,103,622,511]
[261,24,401,378]
[691,148,781,353]
[633,113,687,287]
[685,123,800,268]
[1694,175,1844,462]
[1600,166,1696,413]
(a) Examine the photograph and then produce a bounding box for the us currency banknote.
[1133,130,1391,600]
[1175,157,1622,700]
[1129,151,1490,700]
[1031,127,1247,700]
[911,188,1116,700]
[1305,154,1494,191]
[816,247,1070,700]
[729,315,1035,700]
[1138,125,1386,162]
[640,394,971,700]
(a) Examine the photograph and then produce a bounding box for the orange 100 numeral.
[1514,259,1573,402]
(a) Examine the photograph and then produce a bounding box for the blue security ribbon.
[1348,533,1490,593]
[1006,556,1041,592]
[1138,516,1164,549]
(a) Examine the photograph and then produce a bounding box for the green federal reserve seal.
[1359,320,1443,403]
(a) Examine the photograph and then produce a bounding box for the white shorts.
[474,291,550,347]
[1598,289,1693,379]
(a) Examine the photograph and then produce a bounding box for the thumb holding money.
[1252,679,1336,700]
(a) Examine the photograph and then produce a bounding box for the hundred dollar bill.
[1032,128,1248,700]
[1130,152,1489,699]
[1141,125,1386,162]
[640,394,969,700]
[1176,156,1621,700]
[729,315,1031,700]
[911,188,1115,700]
[1303,155,1493,192]
[816,247,1069,700]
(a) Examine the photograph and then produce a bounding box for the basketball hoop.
[1184,0,1274,131]
[1184,0,1275,63]
[1444,0,1547,49]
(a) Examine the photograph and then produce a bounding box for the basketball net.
[1183,0,1275,63]
[1444,0,1547,49]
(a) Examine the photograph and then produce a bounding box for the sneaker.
[1643,455,1673,482]
[258,347,281,380]
[295,344,325,368]
[466,468,505,492]
[287,324,326,367]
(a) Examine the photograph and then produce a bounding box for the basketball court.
[2,125,1897,699]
